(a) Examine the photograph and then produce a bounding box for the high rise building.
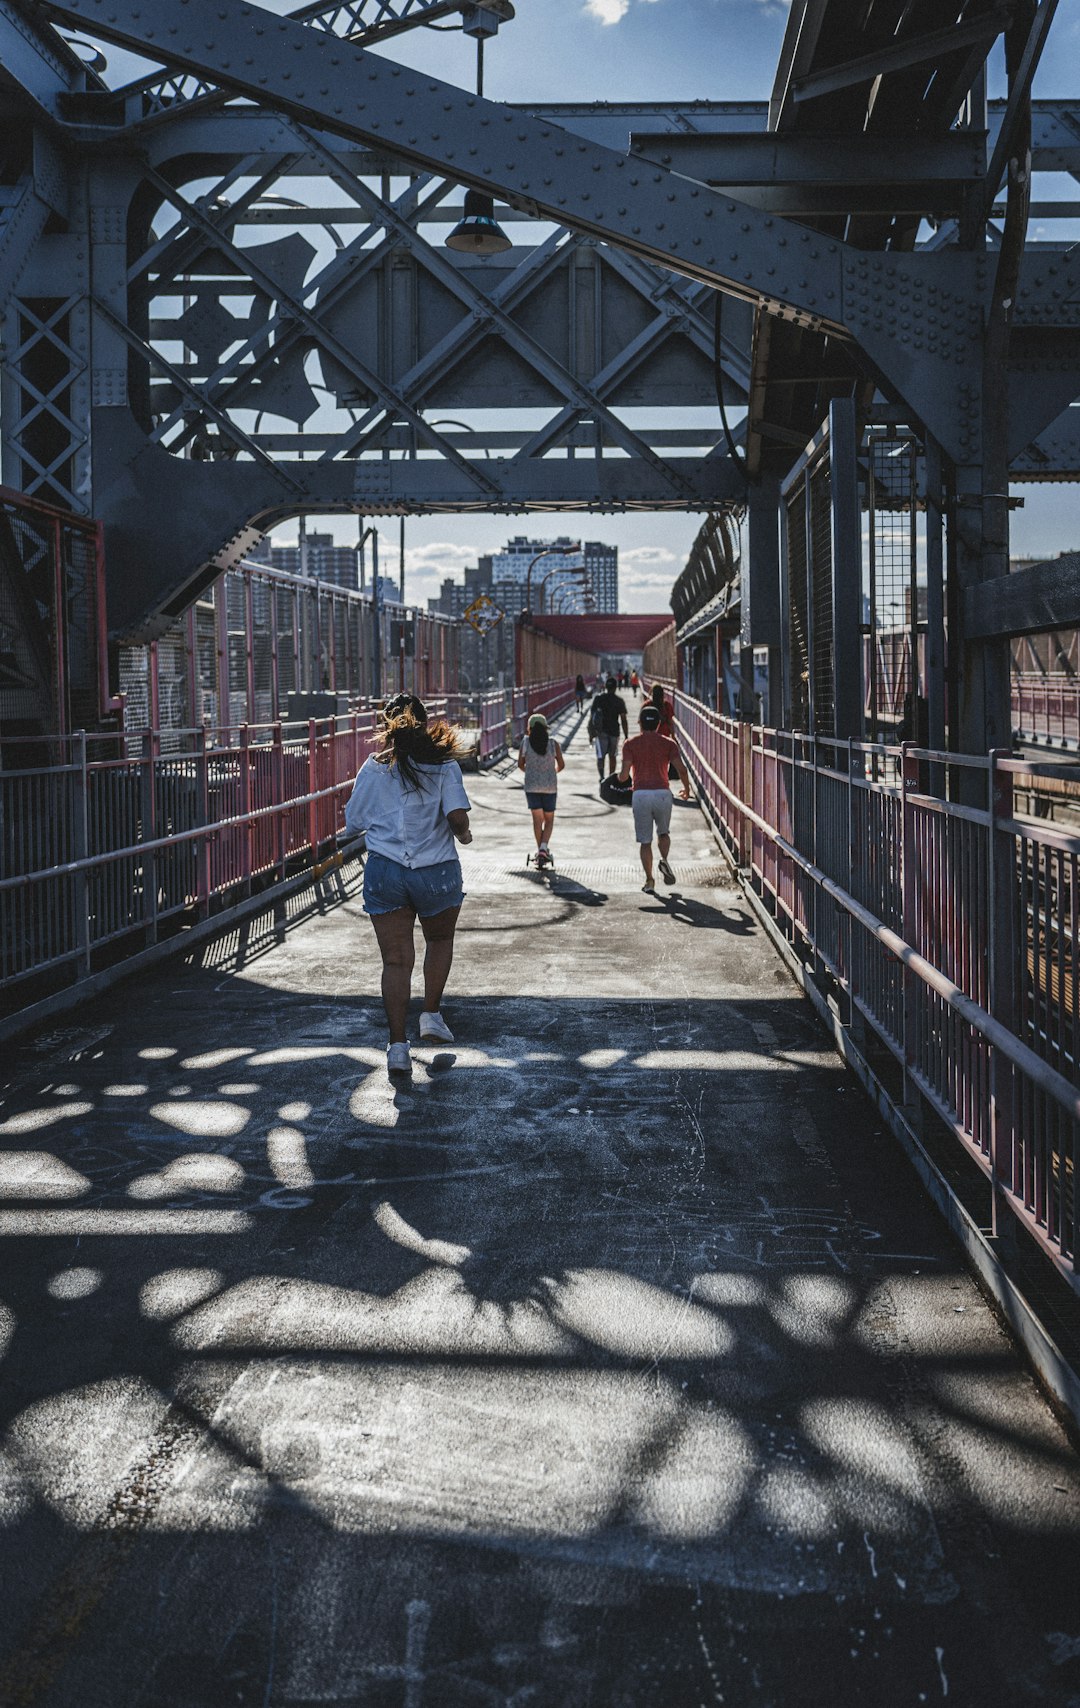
[247,531,360,590]
[489,535,619,612]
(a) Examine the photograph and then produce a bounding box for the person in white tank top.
[517,713,565,869]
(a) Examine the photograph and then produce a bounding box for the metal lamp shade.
[445,189,512,256]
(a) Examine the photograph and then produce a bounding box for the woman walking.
[344,694,472,1075]
[648,680,676,738]
[575,673,587,712]
[517,712,565,869]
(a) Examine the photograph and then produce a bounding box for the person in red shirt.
[648,682,676,738]
[618,705,690,892]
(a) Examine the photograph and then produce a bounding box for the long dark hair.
[527,719,549,755]
[376,694,463,789]
[650,684,665,710]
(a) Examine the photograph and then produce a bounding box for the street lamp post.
[524,545,580,614]
[538,564,588,613]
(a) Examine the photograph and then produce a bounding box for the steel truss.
[0,0,1077,716]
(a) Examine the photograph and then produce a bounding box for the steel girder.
[3,0,1079,643]
[0,89,753,632]
[23,0,997,451]
[27,0,1080,473]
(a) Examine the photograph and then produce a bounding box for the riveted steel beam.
[628,130,986,218]
[789,10,1012,106]
[964,550,1080,639]
[26,0,992,463]
[96,433,747,638]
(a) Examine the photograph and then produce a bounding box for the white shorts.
[632,788,673,844]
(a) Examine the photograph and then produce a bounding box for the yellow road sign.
[463,593,505,635]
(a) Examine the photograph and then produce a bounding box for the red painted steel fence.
[0,713,380,1006]
[510,677,578,747]
[673,689,1080,1291]
[1013,677,1080,749]
[0,680,580,1018]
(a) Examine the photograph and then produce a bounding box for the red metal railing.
[510,677,577,746]
[0,713,379,1005]
[673,689,1080,1290]
[1012,677,1080,748]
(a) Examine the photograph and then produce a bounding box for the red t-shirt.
[622,731,680,792]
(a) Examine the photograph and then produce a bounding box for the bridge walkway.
[1,706,1079,1705]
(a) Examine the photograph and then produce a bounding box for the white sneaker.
[387,1041,412,1074]
[419,1011,454,1043]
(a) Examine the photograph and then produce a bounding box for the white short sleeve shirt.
[344,756,471,869]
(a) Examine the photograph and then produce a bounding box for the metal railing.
[0,680,578,1017]
[673,689,1080,1291]
[511,677,577,747]
[0,713,379,1004]
[1013,677,1080,749]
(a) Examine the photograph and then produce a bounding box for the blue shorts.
[526,791,557,812]
[363,851,464,918]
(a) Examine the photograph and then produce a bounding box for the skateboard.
[527,849,555,870]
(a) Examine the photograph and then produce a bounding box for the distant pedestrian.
[575,673,587,712]
[629,669,640,698]
[518,713,565,869]
[618,704,690,892]
[344,693,472,1075]
[588,675,629,782]
[649,681,676,739]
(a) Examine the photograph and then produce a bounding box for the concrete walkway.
[1,705,1079,1706]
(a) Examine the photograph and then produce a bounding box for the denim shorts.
[363,850,464,918]
[525,791,557,812]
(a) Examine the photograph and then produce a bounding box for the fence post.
[140,728,159,945]
[273,720,286,881]
[307,718,319,864]
[846,738,866,1046]
[738,717,752,869]
[239,723,253,896]
[988,749,1019,1245]
[72,731,92,978]
[900,740,921,1126]
[195,724,211,920]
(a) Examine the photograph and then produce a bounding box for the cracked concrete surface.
[0,707,1079,1707]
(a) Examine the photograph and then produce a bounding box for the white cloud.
[403,539,478,569]
[584,0,630,22]
[621,545,678,567]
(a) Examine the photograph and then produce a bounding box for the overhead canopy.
[524,615,673,654]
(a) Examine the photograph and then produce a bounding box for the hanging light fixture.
[445,6,514,260]
[445,188,512,257]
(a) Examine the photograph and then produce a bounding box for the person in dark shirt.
[588,676,629,781]
[618,704,690,892]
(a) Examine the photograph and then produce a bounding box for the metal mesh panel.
[155,625,190,747]
[786,477,810,732]
[225,573,248,726]
[275,586,298,701]
[867,434,919,741]
[60,524,100,732]
[119,646,151,732]
[251,579,274,722]
[810,460,834,736]
[194,601,218,724]
[333,598,349,693]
